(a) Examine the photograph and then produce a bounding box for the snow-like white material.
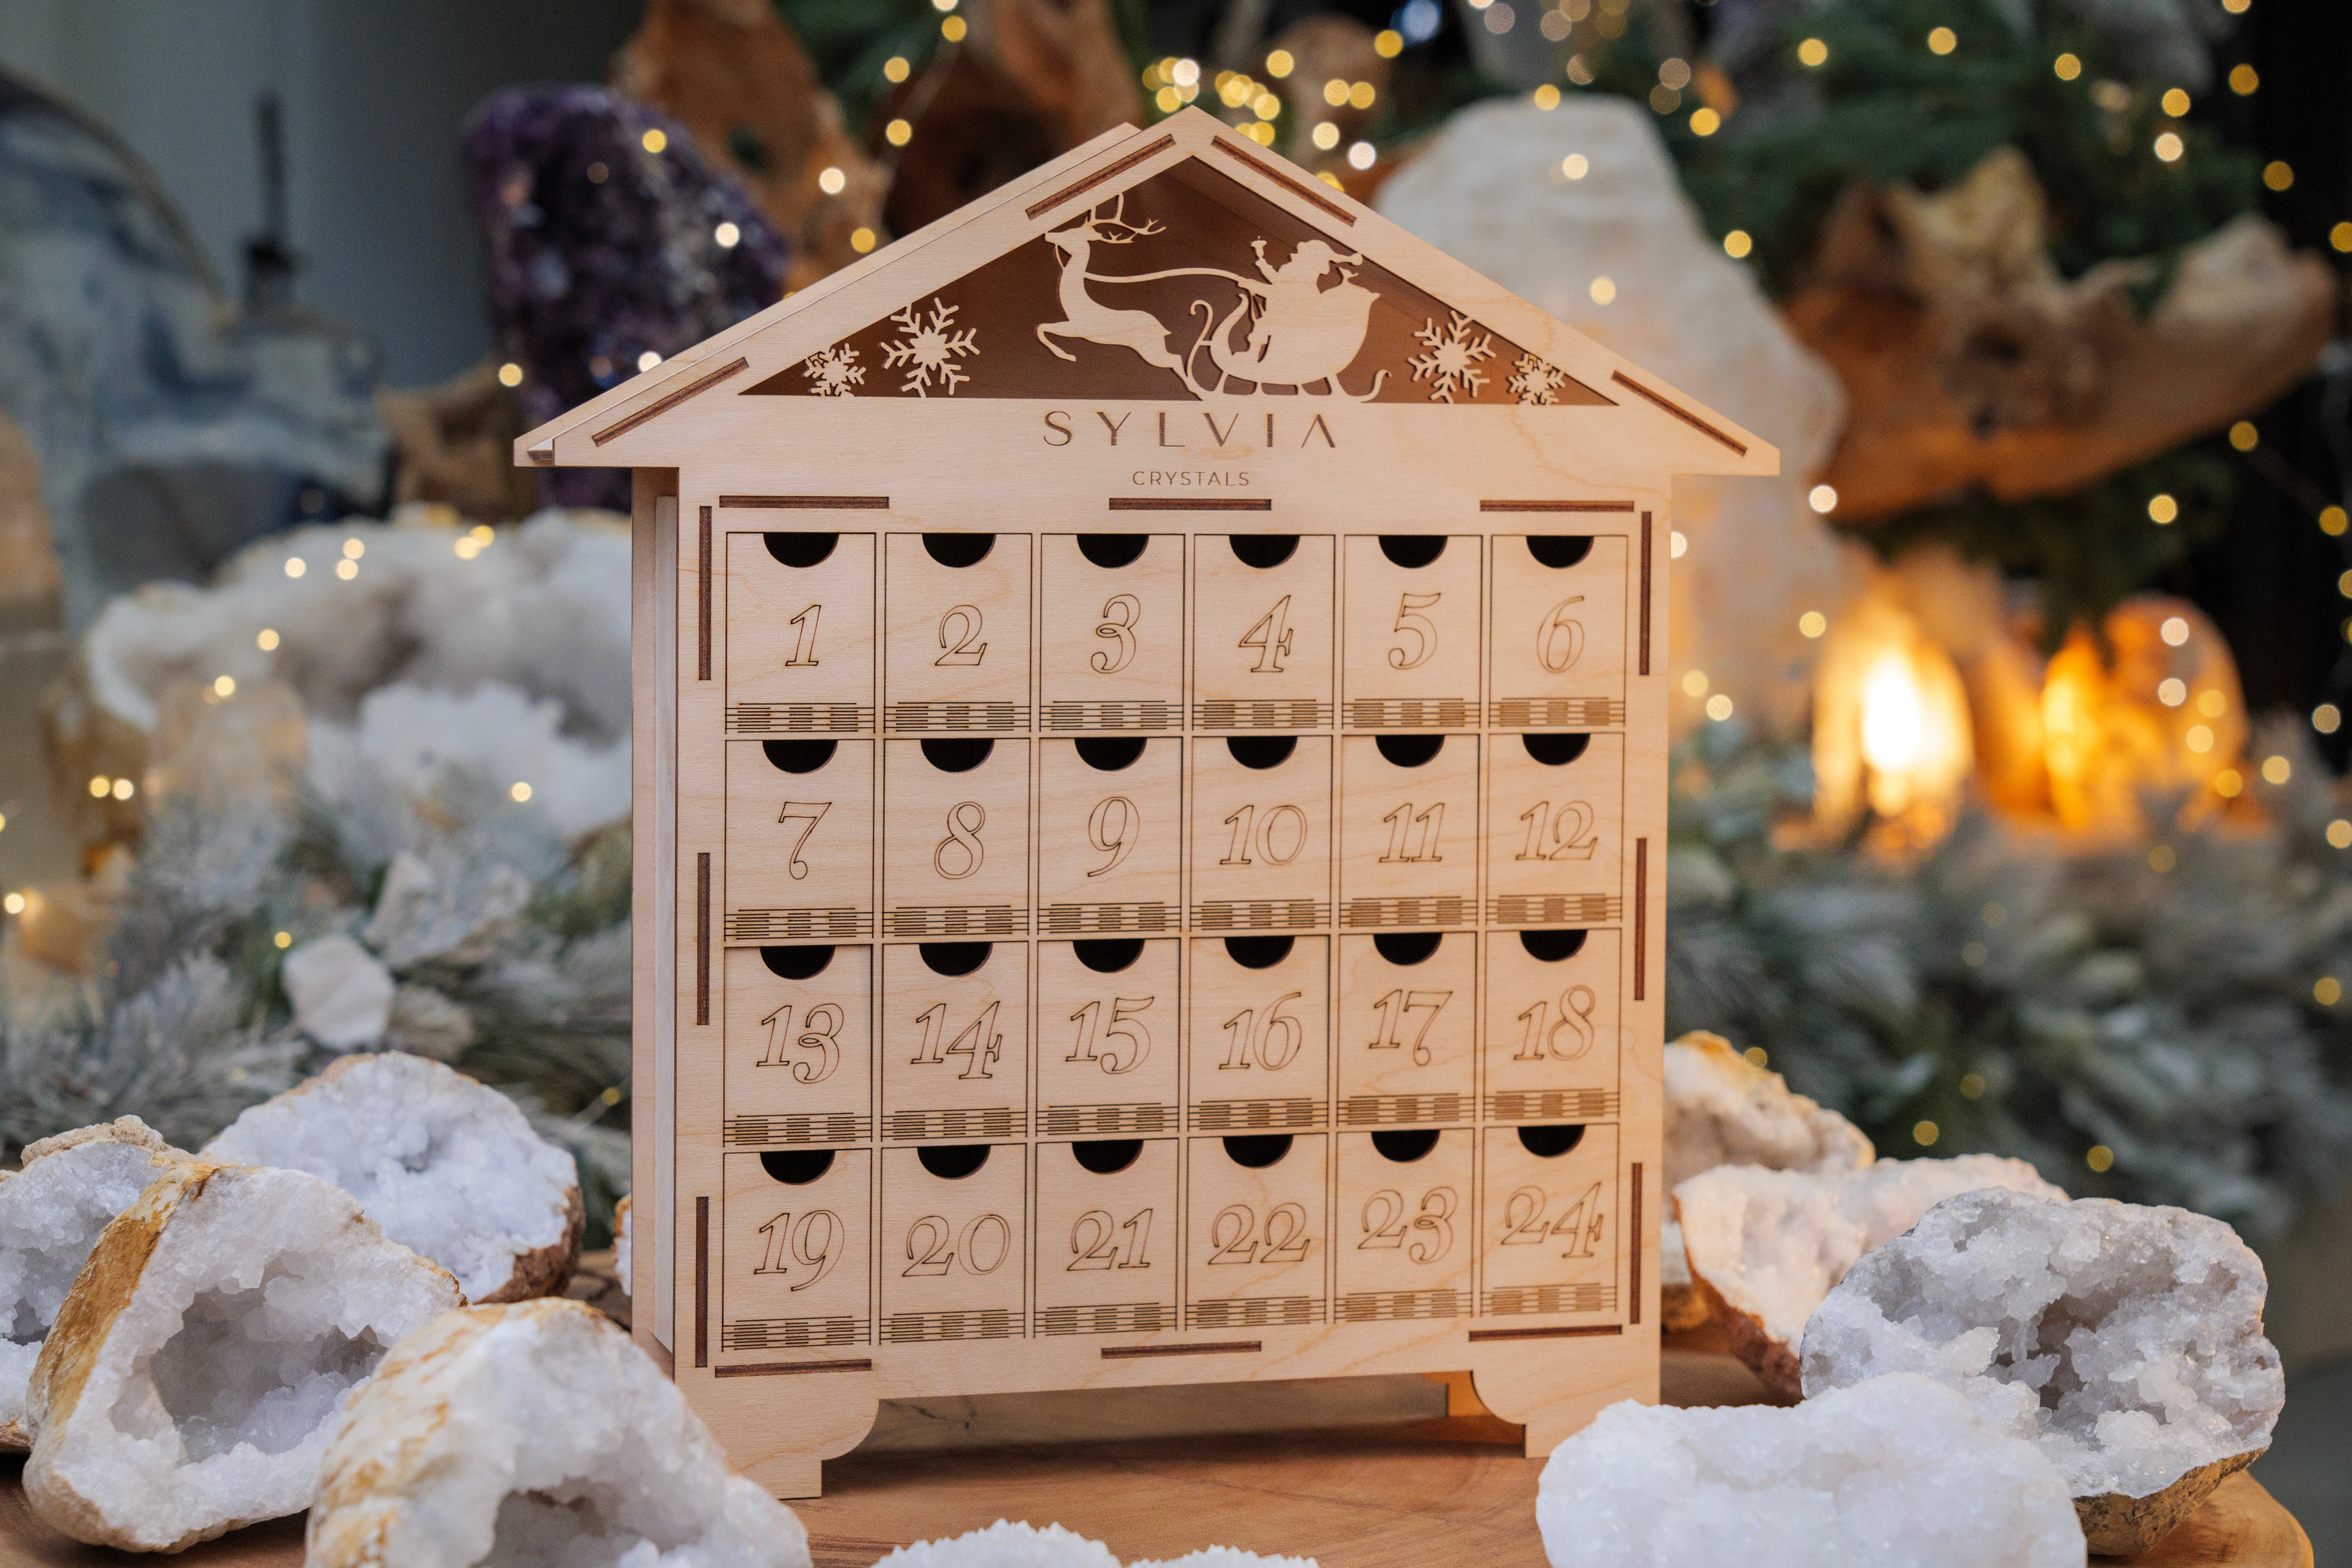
[23,1162,461,1551]
[1131,1551,1320,1568]
[1379,97,1856,735]
[280,934,396,1049]
[308,1299,808,1568]
[0,1119,182,1447]
[1800,1188,2283,1499]
[1535,1374,2086,1568]
[875,1521,1122,1568]
[1675,1156,2068,1351]
[323,680,631,842]
[82,508,631,836]
[1659,1033,1874,1305]
[204,1054,579,1303]
[362,847,534,969]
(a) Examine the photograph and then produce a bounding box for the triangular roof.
[515,107,1775,479]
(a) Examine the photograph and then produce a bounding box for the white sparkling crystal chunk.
[24,1162,461,1551]
[205,1053,581,1303]
[1677,1155,2067,1352]
[309,1299,807,1568]
[280,933,395,1049]
[0,1118,183,1448]
[1800,1188,2283,1499]
[875,1520,1122,1568]
[1535,1374,2086,1568]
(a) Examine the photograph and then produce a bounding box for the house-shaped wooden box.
[516,106,1775,1497]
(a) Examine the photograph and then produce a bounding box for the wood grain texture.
[0,1427,2311,1568]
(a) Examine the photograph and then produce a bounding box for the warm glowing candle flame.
[1860,656,1925,774]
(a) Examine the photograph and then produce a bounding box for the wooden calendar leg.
[702,1381,882,1499]
[1468,1336,1657,1460]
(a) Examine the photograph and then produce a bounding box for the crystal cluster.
[1535,1375,2085,1568]
[206,1054,583,1304]
[1674,1155,2065,1399]
[0,1118,183,1448]
[1801,1188,2283,1552]
[309,1299,807,1568]
[1658,1032,1873,1327]
[23,1162,461,1551]
[461,86,789,511]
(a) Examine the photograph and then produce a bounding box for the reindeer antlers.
[1087,193,1165,243]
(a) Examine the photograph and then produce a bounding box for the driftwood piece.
[880,0,1142,235]
[1786,148,2334,521]
[614,0,888,292]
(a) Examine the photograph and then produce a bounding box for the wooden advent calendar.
[515,107,1776,1497]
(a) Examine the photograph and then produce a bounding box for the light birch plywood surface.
[0,1336,2310,1568]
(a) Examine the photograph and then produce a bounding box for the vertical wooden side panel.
[630,470,679,1364]
[697,505,713,682]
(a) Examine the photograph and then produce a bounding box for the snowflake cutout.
[883,298,979,396]
[801,345,865,397]
[1509,353,1569,406]
[1408,313,1496,403]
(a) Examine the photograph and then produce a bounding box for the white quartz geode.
[1799,1187,2283,1550]
[875,1519,1121,1568]
[23,1160,462,1551]
[1674,1155,2066,1399]
[1659,1032,1873,1328]
[308,1298,809,1568]
[1535,1373,2085,1568]
[204,1052,584,1303]
[0,1118,185,1449]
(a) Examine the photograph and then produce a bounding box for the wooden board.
[556,107,1801,1495]
[0,1418,2311,1568]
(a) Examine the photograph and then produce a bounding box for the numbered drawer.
[1040,534,1184,731]
[883,738,1029,937]
[1034,1138,1178,1335]
[1036,938,1179,1137]
[1188,736,1331,931]
[880,1143,1027,1342]
[721,1148,871,1355]
[725,529,875,734]
[1484,732,1624,927]
[1191,534,1333,729]
[1188,935,1329,1132]
[1336,933,1474,1125]
[880,941,1028,1140]
[1483,929,1620,1122]
[1037,738,1180,935]
[1336,1129,1473,1322]
[1488,534,1629,728]
[1479,1123,1620,1319]
[1340,535,1481,728]
[1185,1132,1328,1328]
[1337,735,1477,929]
[883,532,1031,731]
[724,945,871,1146]
[725,739,874,942]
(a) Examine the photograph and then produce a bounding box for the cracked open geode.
[1799,1188,2283,1555]
[23,1160,461,1552]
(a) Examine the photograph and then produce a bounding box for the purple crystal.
[462,86,788,510]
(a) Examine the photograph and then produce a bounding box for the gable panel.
[744,157,1613,408]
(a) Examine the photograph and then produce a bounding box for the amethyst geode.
[462,86,788,509]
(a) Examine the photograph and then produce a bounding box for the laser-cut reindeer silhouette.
[1036,198,1190,373]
